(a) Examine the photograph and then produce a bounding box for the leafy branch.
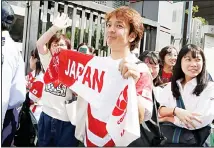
[185,5,208,25]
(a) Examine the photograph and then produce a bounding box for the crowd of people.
[2,1,214,147]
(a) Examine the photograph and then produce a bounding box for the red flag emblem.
[112,85,128,116]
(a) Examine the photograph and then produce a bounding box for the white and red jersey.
[84,55,153,147]
[44,50,153,146]
[27,70,44,122]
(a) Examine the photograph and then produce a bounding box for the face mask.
[79,47,88,54]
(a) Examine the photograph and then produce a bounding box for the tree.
[91,27,106,50]
[65,25,107,52]
[186,5,208,25]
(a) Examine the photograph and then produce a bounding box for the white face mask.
[78,45,90,54]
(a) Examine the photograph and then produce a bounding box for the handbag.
[128,91,167,147]
[160,96,211,146]
[14,92,37,147]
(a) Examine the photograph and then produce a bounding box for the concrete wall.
[158,1,173,29]
[202,25,214,35]
[130,1,174,51]
[158,31,171,51]
[157,1,185,50]
[129,1,143,16]
[10,4,26,16]
[203,35,214,78]
[8,1,26,8]
[171,2,185,49]
[171,2,185,38]
[129,1,159,22]
[143,1,159,22]
[156,1,173,50]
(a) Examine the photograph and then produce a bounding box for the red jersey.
[161,70,172,84]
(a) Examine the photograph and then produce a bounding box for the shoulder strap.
[152,91,164,137]
[176,96,186,109]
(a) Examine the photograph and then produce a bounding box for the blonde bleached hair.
[105,6,144,51]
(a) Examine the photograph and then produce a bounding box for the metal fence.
[22,1,160,73]
[23,1,114,73]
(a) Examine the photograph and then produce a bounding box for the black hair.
[139,51,163,87]
[158,46,177,83]
[2,19,14,31]
[159,45,178,67]
[30,49,44,76]
[139,50,159,65]
[171,44,208,99]
[2,1,15,31]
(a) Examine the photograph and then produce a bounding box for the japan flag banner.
[44,49,93,88]
[29,81,44,98]
[106,79,140,146]
[44,49,141,146]
[44,49,106,107]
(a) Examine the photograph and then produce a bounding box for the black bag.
[128,91,167,147]
[160,96,211,147]
[14,92,38,147]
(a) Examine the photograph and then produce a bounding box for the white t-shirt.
[39,50,73,121]
[2,31,26,124]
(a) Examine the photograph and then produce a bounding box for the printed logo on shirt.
[112,85,128,117]
[45,83,67,97]
[32,89,38,95]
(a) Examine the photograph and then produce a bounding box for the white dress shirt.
[159,78,214,130]
[2,31,26,124]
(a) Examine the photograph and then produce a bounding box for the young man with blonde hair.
[81,6,153,146]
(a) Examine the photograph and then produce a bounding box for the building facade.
[93,1,129,9]
[7,1,187,72]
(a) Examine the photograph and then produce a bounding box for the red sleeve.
[135,72,153,102]
[135,71,153,121]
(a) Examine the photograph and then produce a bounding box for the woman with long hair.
[26,49,44,122]
[15,49,45,146]
[158,46,178,84]
[29,49,44,76]
[158,44,214,146]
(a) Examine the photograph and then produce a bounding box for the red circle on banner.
[112,85,128,116]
